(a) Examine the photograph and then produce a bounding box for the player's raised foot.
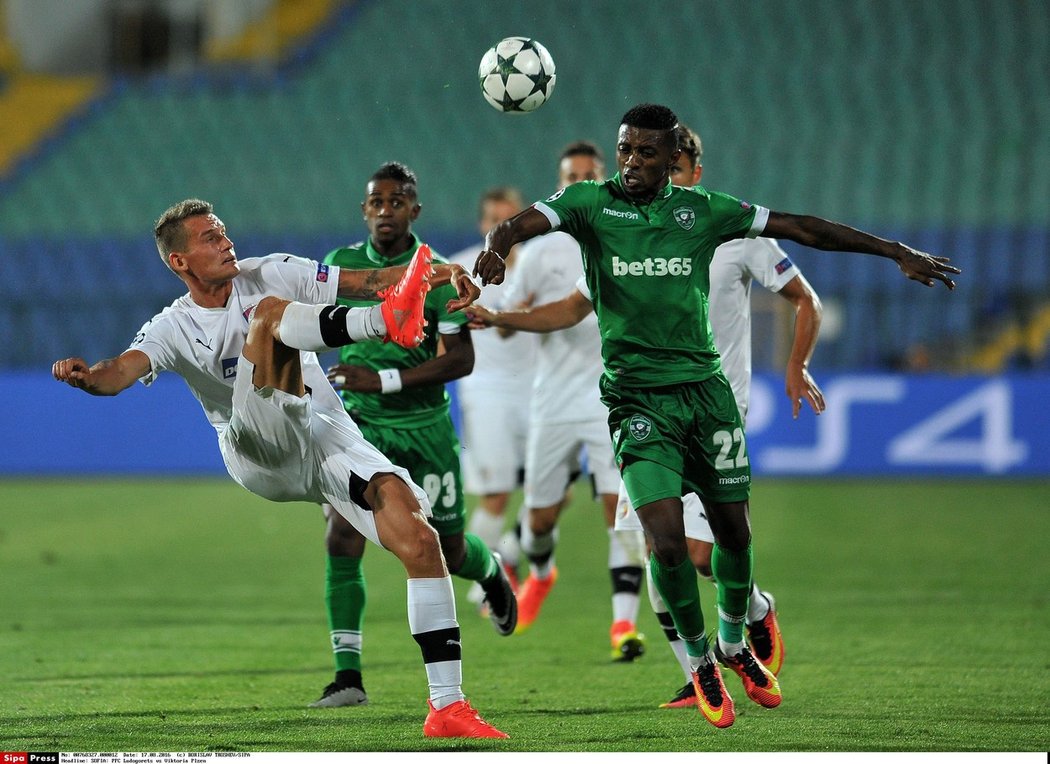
[659,681,697,709]
[480,552,518,636]
[513,566,558,634]
[691,656,735,728]
[746,590,785,676]
[714,639,782,709]
[610,619,646,662]
[379,243,433,348]
[308,681,368,708]
[423,699,508,739]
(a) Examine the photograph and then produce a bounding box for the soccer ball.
[478,37,556,113]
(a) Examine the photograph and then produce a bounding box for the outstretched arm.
[777,274,826,419]
[474,207,553,286]
[52,349,151,396]
[465,288,593,333]
[337,261,480,312]
[763,212,960,290]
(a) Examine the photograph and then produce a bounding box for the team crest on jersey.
[627,415,653,441]
[673,206,696,231]
[221,358,238,379]
[242,303,257,323]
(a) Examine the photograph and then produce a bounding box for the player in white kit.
[51,199,507,739]
[467,143,648,660]
[447,187,537,594]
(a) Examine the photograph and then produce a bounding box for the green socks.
[712,543,753,645]
[648,553,707,658]
[325,555,366,673]
[456,532,500,582]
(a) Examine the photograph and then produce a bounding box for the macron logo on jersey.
[602,207,640,220]
[611,255,693,277]
[774,257,794,275]
[221,358,238,379]
[316,263,330,282]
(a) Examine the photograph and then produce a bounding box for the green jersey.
[535,174,766,388]
[323,234,467,426]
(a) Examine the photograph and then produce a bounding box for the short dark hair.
[675,123,703,169]
[154,198,213,269]
[620,103,679,132]
[560,140,604,164]
[370,162,418,197]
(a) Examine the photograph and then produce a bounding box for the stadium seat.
[0,0,1046,371]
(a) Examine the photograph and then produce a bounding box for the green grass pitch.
[1,477,1047,752]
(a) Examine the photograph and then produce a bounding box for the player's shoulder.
[674,183,724,207]
[733,236,791,264]
[323,241,367,264]
[688,183,751,205]
[241,253,334,285]
[239,253,313,272]
[544,178,606,206]
[676,182,711,197]
[716,236,798,285]
[134,294,194,339]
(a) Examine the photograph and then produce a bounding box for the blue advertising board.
[1,372,1047,477]
[745,373,1049,476]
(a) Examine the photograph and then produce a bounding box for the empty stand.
[0,0,1046,370]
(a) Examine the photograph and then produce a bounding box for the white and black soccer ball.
[478,37,556,113]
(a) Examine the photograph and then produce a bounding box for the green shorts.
[356,416,466,536]
[600,372,751,506]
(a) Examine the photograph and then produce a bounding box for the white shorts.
[524,418,620,507]
[458,389,530,495]
[219,357,431,548]
[613,483,714,543]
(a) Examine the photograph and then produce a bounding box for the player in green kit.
[474,104,959,729]
[310,162,516,709]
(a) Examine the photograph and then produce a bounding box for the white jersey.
[503,231,606,424]
[707,237,798,419]
[447,242,536,400]
[130,254,342,432]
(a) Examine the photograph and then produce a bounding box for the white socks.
[747,584,770,622]
[520,520,557,579]
[406,577,464,709]
[607,527,646,567]
[276,302,385,351]
[467,507,505,550]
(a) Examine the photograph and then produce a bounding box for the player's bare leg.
[244,299,503,737]
[241,296,308,392]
